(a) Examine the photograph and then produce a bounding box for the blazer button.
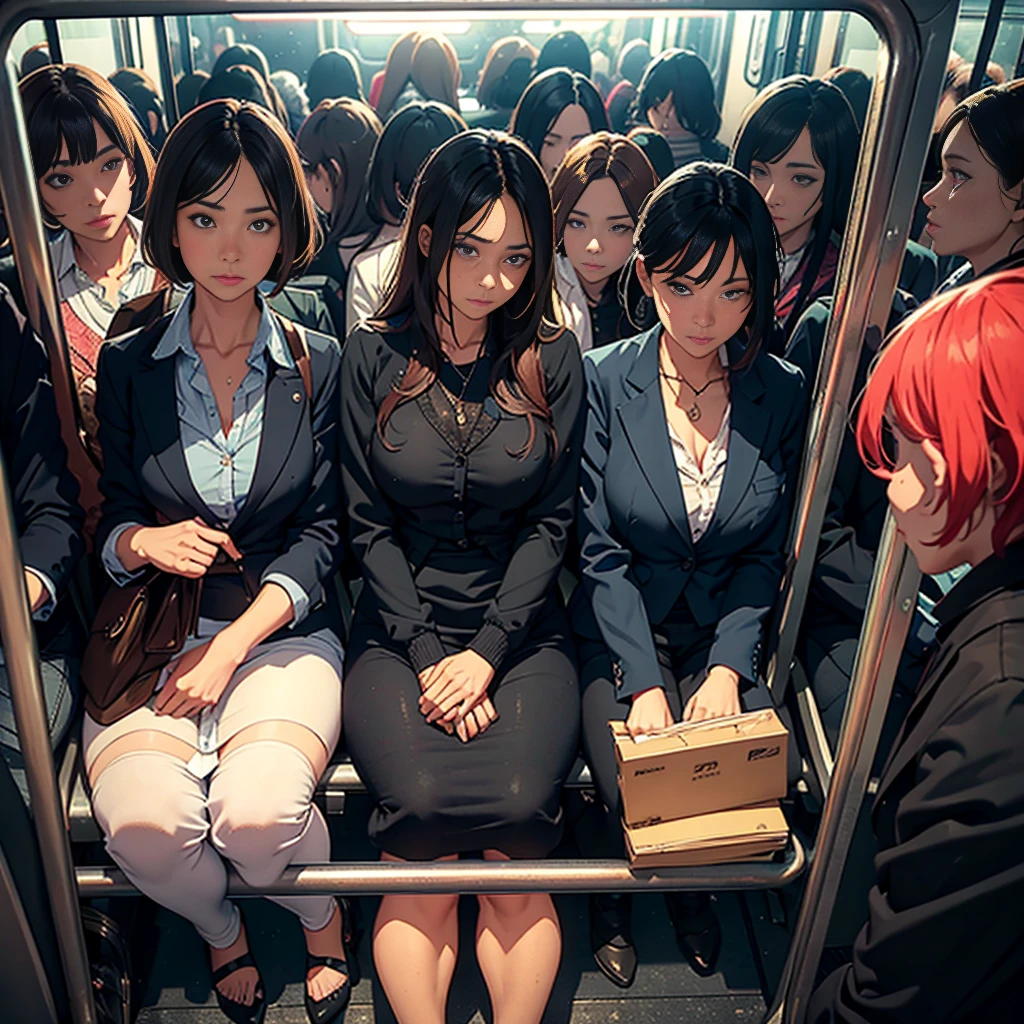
[292,392,302,403]
[682,558,694,571]
[454,454,466,467]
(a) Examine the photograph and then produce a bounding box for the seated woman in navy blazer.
[86,100,354,1024]
[574,163,807,987]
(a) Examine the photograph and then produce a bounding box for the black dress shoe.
[589,893,638,989]
[664,892,722,977]
[304,898,360,1024]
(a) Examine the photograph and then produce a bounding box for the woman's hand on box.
[626,686,674,738]
[684,665,742,723]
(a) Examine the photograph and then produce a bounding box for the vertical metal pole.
[0,465,97,1023]
[43,19,62,65]
[968,0,1006,93]
[177,15,194,76]
[155,16,179,125]
[765,519,920,1024]
[110,18,125,69]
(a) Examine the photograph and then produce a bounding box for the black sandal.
[210,950,267,1024]
[304,898,359,1024]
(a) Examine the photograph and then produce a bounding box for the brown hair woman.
[375,31,461,121]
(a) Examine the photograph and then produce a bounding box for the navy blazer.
[578,325,806,701]
[94,312,343,638]
[0,288,84,607]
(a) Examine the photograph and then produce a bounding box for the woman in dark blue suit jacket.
[574,164,807,987]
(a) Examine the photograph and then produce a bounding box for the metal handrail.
[765,517,922,1024]
[77,836,806,896]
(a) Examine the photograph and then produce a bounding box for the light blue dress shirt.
[102,289,309,624]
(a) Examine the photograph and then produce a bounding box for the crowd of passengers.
[0,27,1022,1024]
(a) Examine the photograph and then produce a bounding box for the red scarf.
[776,239,840,325]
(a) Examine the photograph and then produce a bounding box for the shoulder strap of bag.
[274,312,312,398]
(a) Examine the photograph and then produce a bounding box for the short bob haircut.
[296,97,383,246]
[369,129,562,455]
[20,63,155,229]
[626,127,675,183]
[551,131,658,251]
[731,75,860,337]
[367,101,467,227]
[508,69,608,163]
[633,49,722,141]
[623,162,781,370]
[141,99,319,295]
[935,78,1024,213]
[856,269,1024,557]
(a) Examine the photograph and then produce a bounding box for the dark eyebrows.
[945,152,971,164]
[246,205,273,214]
[570,209,633,221]
[544,131,562,141]
[458,231,531,251]
[52,142,120,168]
[785,161,819,170]
[188,202,275,214]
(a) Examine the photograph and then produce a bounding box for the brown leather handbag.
[80,568,202,725]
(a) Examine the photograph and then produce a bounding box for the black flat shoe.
[589,893,637,989]
[210,950,267,1024]
[304,898,359,1024]
[665,892,722,978]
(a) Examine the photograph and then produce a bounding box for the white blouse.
[553,253,593,352]
[668,407,731,544]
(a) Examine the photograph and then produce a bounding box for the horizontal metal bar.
[78,840,805,897]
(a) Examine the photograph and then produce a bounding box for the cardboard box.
[625,801,789,869]
[612,709,788,828]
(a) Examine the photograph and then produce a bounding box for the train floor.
[112,795,795,1024]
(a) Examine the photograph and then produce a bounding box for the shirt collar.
[934,539,1024,632]
[50,214,148,282]
[152,287,294,370]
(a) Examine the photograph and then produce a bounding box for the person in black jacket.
[808,268,1024,1022]
[340,130,584,1024]
[85,100,353,1024]
[0,287,84,803]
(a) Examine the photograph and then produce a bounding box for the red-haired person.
[808,269,1024,1022]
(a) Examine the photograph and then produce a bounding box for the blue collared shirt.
[102,289,309,624]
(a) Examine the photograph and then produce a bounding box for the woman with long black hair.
[574,162,807,987]
[340,129,584,1024]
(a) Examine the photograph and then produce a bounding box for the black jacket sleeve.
[339,330,447,672]
[0,290,84,595]
[807,676,1024,1023]
[466,331,585,670]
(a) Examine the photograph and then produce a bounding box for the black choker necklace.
[659,367,726,423]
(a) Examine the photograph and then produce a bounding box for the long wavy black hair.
[369,129,562,455]
[622,162,781,370]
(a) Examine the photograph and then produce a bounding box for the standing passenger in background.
[464,36,537,130]
[510,68,609,180]
[632,50,728,168]
[551,131,658,351]
[368,31,419,112]
[924,79,1024,293]
[210,43,289,128]
[198,64,274,114]
[296,97,383,296]
[535,29,593,78]
[341,129,583,1024]
[175,70,209,117]
[605,38,651,133]
[11,63,160,532]
[305,48,364,109]
[574,164,805,988]
[822,65,872,131]
[375,32,461,121]
[346,101,466,336]
[626,126,675,181]
[731,76,859,349]
[109,67,169,154]
[269,70,311,138]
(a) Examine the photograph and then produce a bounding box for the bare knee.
[377,853,459,928]
[478,892,537,920]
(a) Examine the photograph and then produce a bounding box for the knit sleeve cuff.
[407,631,447,675]
[467,622,510,671]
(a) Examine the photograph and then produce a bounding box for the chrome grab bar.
[77,836,806,896]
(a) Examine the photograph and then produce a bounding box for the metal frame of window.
[0,4,960,1024]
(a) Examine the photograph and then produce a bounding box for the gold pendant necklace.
[660,367,726,424]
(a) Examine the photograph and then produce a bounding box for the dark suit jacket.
[94,311,343,638]
[0,287,84,629]
[808,544,1024,1022]
[578,325,807,701]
